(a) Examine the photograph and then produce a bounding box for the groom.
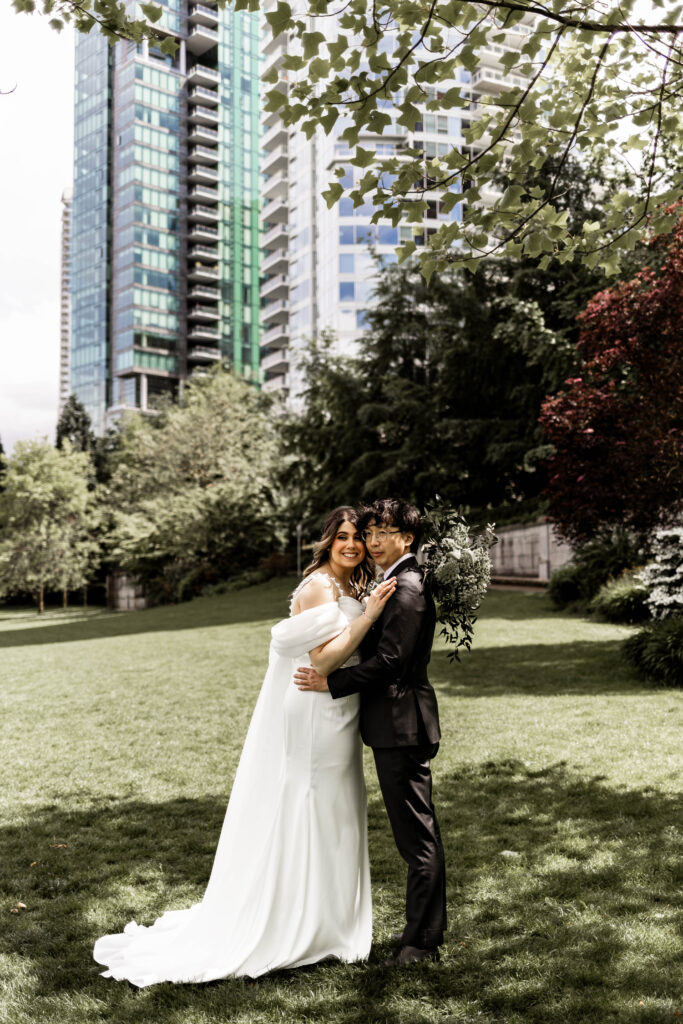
[294,498,446,965]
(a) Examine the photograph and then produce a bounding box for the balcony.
[189,285,220,301]
[189,3,219,27]
[187,24,219,55]
[189,325,221,341]
[189,203,220,223]
[189,184,219,204]
[261,143,288,177]
[188,262,220,281]
[261,348,289,374]
[189,85,219,106]
[189,222,219,243]
[189,104,219,127]
[262,170,288,203]
[187,63,220,87]
[261,121,287,151]
[188,163,219,184]
[189,123,219,146]
[188,345,222,362]
[260,273,288,300]
[261,193,288,224]
[262,373,289,394]
[189,243,219,262]
[189,144,219,165]
[189,304,221,321]
[262,222,289,249]
[261,247,288,275]
[261,299,288,325]
[262,28,287,60]
[260,322,289,349]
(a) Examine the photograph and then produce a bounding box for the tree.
[258,0,683,276]
[56,394,95,454]
[14,0,681,272]
[10,0,177,53]
[0,434,5,493]
[540,212,683,544]
[107,367,281,601]
[0,440,99,612]
[282,258,576,527]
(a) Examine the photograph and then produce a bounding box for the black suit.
[328,556,447,949]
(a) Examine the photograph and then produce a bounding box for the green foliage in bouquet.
[421,500,496,662]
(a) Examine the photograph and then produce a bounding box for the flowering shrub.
[640,526,683,619]
[421,501,496,661]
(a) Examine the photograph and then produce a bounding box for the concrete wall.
[107,573,148,611]
[490,519,573,581]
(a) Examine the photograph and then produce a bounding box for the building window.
[339,281,355,300]
[339,225,354,245]
[339,254,354,273]
[356,310,369,329]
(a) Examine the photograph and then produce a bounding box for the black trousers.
[373,742,447,949]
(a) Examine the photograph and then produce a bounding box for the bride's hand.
[363,577,397,622]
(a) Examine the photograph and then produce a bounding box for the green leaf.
[322,181,344,208]
[140,2,162,22]
[265,1,292,36]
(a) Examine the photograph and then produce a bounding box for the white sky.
[0,8,74,455]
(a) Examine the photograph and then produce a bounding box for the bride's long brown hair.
[302,506,373,598]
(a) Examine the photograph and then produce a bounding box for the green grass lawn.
[0,583,680,1024]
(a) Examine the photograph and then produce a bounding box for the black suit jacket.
[328,556,441,748]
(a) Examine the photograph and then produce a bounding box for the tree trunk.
[82,585,87,609]
[38,583,44,615]
[63,588,68,609]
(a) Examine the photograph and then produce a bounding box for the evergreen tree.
[56,395,95,453]
[282,261,577,528]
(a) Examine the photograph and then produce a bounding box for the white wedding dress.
[93,577,371,986]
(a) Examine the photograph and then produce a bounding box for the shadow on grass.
[1,761,680,1024]
[0,578,294,651]
[430,637,651,697]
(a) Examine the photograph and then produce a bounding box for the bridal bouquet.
[421,499,496,661]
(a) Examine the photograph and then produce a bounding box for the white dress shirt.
[383,553,414,580]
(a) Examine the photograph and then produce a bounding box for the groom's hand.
[294,666,329,692]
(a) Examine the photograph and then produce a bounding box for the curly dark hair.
[360,498,422,551]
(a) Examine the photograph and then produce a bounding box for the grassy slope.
[0,583,680,1024]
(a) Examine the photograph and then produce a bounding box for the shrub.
[640,526,683,619]
[548,530,643,609]
[589,570,650,624]
[201,570,267,597]
[258,552,292,580]
[548,563,584,608]
[624,617,683,687]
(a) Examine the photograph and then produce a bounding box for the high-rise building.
[259,17,535,401]
[59,186,73,416]
[71,4,261,432]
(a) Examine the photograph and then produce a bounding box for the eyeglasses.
[362,528,401,542]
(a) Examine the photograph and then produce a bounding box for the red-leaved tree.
[540,214,683,545]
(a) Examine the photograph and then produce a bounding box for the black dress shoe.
[383,944,440,967]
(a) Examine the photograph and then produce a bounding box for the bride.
[93,506,396,986]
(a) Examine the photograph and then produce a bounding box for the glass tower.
[71,3,261,428]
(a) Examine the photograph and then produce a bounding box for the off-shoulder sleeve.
[270,603,347,659]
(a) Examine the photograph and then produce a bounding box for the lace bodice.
[289,572,363,615]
